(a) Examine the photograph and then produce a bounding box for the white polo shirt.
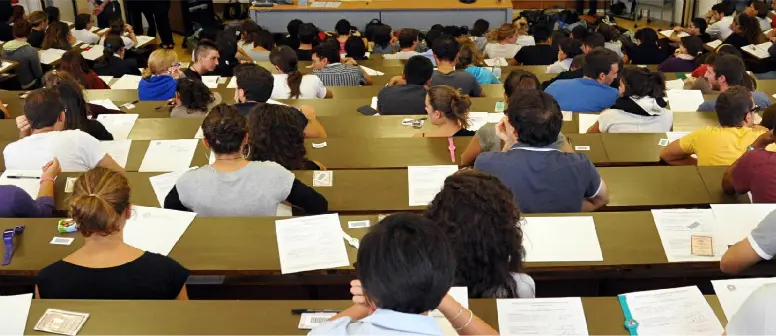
[3,130,106,172]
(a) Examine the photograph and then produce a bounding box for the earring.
[243,145,251,159]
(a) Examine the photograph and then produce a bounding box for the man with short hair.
[383,28,420,60]
[697,54,771,111]
[429,34,483,97]
[546,38,583,73]
[311,43,372,87]
[182,41,219,81]
[514,27,555,65]
[545,47,620,112]
[581,32,606,54]
[707,2,735,40]
[72,13,100,44]
[661,86,766,166]
[296,23,317,61]
[4,89,123,172]
[232,64,327,138]
[377,56,433,115]
[474,90,610,213]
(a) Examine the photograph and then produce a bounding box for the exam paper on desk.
[148,168,195,207]
[466,112,504,131]
[96,113,138,141]
[521,216,603,262]
[275,214,351,274]
[710,204,776,246]
[110,75,142,90]
[577,113,599,133]
[407,166,460,206]
[496,297,589,336]
[123,205,196,256]
[618,286,723,335]
[666,90,704,112]
[0,170,41,199]
[139,139,199,172]
[89,98,121,111]
[651,209,722,262]
[712,277,776,321]
[100,140,132,169]
[0,293,33,336]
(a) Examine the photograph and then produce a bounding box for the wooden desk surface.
[253,0,512,11]
[23,296,727,335]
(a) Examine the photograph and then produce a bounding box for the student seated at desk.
[138,49,181,101]
[296,23,317,62]
[0,158,59,218]
[474,90,610,213]
[621,28,669,65]
[371,24,394,55]
[37,167,189,299]
[170,78,221,118]
[724,282,776,335]
[6,88,122,172]
[40,72,113,140]
[414,85,474,138]
[42,21,74,50]
[697,54,771,111]
[214,27,249,77]
[181,41,218,81]
[237,21,271,62]
[546,38,582,74]
[99,19,136,50]
[382,28,421,60]
[514,27,556,66]
[270,46,331,100]
[661,86,766,166]
[545,47,620,112]
[457,37,500,85]
[722,129,776,202]
[3,19,42,90]
[723,13,763,50]
[483,23,521,61]
[333,19,352,54]
[425,170,535,298]
[232,64,327,139]
[309,213,498,336]
[311,42,372,87]
[71,13,100,45]
[344,36,368,60]
[469,19,489,51]
[247,103,326,170]
[377,55,433,115]
[658,36,705,73]
[430,35,483,97]
[26,11,47,49]
[587,68,673,133]
[92,35,141,78]
[58,51,110,89]
[671,17,712,43]
[165,104,327,216]
[598,24,624,58]
[706,3,734,41]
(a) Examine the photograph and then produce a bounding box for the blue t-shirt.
[697,91,772,112]
[464,66,501,85]
[545,78,619,113]
[138,75,178,101]
[474,144,602,213]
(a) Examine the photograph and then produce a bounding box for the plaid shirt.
[312,63,366,87]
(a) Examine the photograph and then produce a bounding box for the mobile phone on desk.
[357,105,378,116]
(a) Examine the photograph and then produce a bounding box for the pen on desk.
[122,100,139,108]
[292,309,341,315]
[6,175,40,179]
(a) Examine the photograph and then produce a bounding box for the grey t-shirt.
[749,209,776,260]
[430,70,483,97]
[476,123,567,152]
[376,84,427,115]
[176,161,294,217]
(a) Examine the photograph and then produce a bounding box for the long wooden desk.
[22,297,727,335]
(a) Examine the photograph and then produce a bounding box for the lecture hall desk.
[21,297,727,335]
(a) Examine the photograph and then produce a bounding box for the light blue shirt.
[420,49,437,66]
[545,78,619,113]
[697,91,772,112]
[464,66,501,85]
[308,309,443,336]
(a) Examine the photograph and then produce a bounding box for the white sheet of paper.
[484,58,508,67]
[201,76,220,89]
[665,79,685,90]
[706,39,723,49]
[407,165,459,206]
[0,170,42,199]
[359,65,384,76]
[710,204,776,246]
[135,35,155,48]
[275,214,350,274]
[666,90,704,112]
[743,43,771,59]
[651,209,722,262]
[110,75,142,90]
[96,113,138,140]
[562,111,572,121]
[81,44,104,61]
[123,205,196,255]
[521,216,603,262]
[148,168,194,207]
[100,140,131,168]
[370,96,378,110]
[660,30,689,38]
[277,203,293,216]
[496,297,589,335]
[430,287,469,320]
[98,75,113,85]
[577,113,599,133]
[139,139,198,172]
[38,48,65,65]
[227,77,238,89]
[89,98,120,111]
[619,286,723,335]
[666,131,690,144]
[194,127,204,139]
[712,277,776,321]
[0,293,33,336]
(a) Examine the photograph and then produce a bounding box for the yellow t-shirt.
[680,126,766,166]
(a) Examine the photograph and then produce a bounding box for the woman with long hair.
[58,51,110,89]
[41,20,73,50]
[425,169,534,298]
[42,71,113,140]
[99,18,137,50]
[483,23,520,60]
[724,13,764,49]
[457,36,500,85]
[658,36,706,72]
[269,46,331,99]
[92,35,141,78]
[622,28,669,64]
[247,103,325,170]
[170,78,221,118]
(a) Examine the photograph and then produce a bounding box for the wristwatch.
[447,137,456,163]
[2,225,24,266]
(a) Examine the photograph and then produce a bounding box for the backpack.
[364,19,382,41]
[223,0,247,20]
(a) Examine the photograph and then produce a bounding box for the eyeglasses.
[172,62,181,68]
[751,105,761,113]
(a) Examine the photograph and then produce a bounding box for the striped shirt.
[312,63,366,87]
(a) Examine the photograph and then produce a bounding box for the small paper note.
[312,142,327,149]
[574,146,590,151]
[562,111,572,121]
[313,170,332,187]
[65,177,77,193]
[347,220,370,229]
[659,138,670,146]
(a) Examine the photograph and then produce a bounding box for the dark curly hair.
[202,104,247,154]
[176,78,215,113]
[424,169,526,298]
[246,103,310,170]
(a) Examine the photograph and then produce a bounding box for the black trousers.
[127,0,174,45]
[96,0,122,28]
[576,0,597,15]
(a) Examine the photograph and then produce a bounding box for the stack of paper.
[100,140,132,169]
[743,42,773,59]
[651,209,722,262]
[521,216,603,262]
[96,114,138,140]
[484,58,508,67]
[110,75,142,90]
[81,44,104,61]
[123,206,196,255]
[577,114,599,133]
[139,139,199,172]
[275,214,351,274]
[706,40,723,49]
[618,286,723,335]
[496,297,589,335]
[360,65,384,76]
[710,204,776,246]
[407,166,459,206]
[201,76,220,89]
[148,168,196,207]
[712,277,776,321]
[666,90,704,112]
[0,170,42,199]
[38,48,66,65]
[0,293,33,336]
[660,30,689,38]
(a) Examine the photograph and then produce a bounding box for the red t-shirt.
[731,149,776,203]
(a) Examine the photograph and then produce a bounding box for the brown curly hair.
[202,104,247,154]
[246,103,310,170]
[424,169,526,298]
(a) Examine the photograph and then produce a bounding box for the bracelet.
[454,309,474,331]
[449,306,464,321]
[39,177,55,184]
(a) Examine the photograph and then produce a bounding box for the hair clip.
[105,43,111,48]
